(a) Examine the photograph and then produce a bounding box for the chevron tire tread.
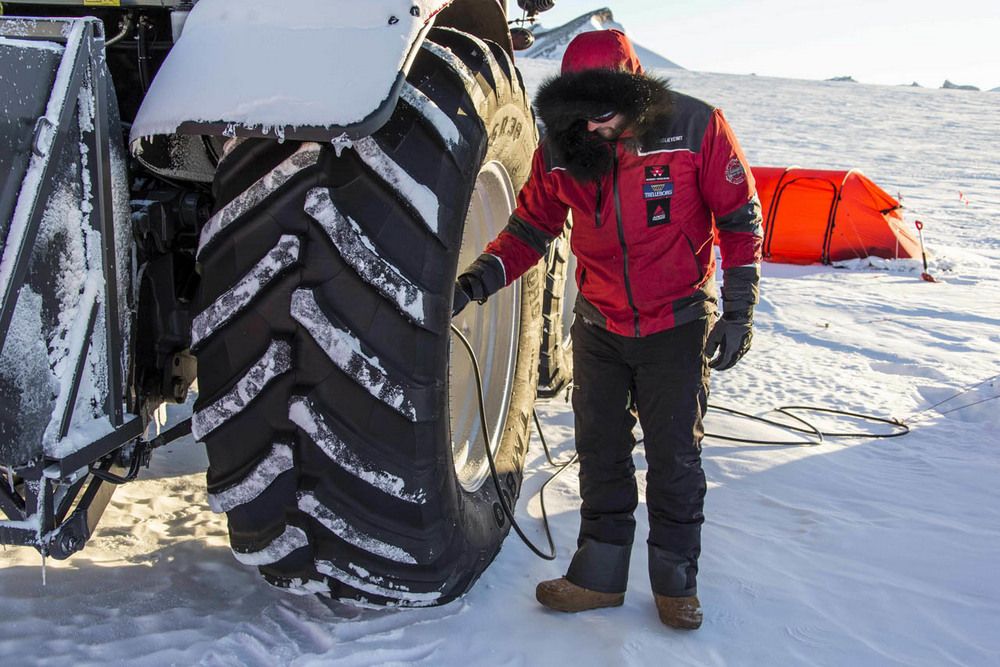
[192,28,539,606]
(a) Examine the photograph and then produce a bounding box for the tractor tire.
[191,27,541,607]
[537,215,576,398]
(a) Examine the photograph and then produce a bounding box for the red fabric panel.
[751,166,788,225]
[485,147,569,285]
[561,29,644,74]
[768,176,838,264]
[699,110,762,269]
[829,172,920,261]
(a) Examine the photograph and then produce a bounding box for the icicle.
[154,402,168,435]
[331,133,353,158]
[41,552,47,587]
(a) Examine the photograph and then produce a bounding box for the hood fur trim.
[534,69,673,182]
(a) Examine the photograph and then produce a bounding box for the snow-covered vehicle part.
[0,16,138,556]
[130,0,518,183]
[130,0,455,145]
[538,215,576,397]
[0,0,552,606]
[191,24,541,606]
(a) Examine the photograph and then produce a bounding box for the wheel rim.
[563,243,579,346]
[449,161,520,492]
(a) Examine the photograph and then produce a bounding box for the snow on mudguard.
[130,0,453,146]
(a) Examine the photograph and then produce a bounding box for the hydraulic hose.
[137,17,153,92]
[105,14,133,48]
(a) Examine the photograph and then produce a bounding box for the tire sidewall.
[449,90,542,581]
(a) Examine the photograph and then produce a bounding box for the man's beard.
[594,125,625,141]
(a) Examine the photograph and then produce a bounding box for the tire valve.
[492,502,505,527]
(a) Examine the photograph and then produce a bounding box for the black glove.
[452,273,484,317]
[452,281,471,317]
[705,309,754,371]
[452,255,504,317]
[517,0,555,14]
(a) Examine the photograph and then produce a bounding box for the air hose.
[117,330,988,563]
[450,324,575,560]
[701,404,909,445]
[446,327,993,562]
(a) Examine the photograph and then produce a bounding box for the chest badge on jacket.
[643,165,673,227]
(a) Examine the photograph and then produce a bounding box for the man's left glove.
[452,254,505,317]
[705,309,754,371]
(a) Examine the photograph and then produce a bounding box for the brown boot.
[654,594,703,629]
[536,577,625,613]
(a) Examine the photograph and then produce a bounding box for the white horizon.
[510,0,1000,91]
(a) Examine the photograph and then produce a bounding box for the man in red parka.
[453,30,763,630]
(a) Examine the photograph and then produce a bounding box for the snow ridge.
[304,188,427,326]
[288,396,425,504]
[400,84,463,151]
[198,144,320,254]
[231,524,308,566]
[316,560,442,605]
[421,41,488,112]
[352,137,440,236]
[207,442,295,513]
[298,491,417,564]
[192,340,292,440]
[290,289,418,421]
[521,8,682,70]
[436,27,509,102]
[191,235,301,348]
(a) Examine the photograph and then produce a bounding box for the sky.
[508,0,1000,90]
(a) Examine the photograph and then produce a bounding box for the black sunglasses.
[588,110,617,123]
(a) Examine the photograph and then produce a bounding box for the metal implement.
[914,220,936,282]
[0,16,141,557]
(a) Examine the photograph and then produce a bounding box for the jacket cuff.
[461,253,506,301]
[721,264,760,313]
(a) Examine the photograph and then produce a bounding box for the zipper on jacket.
[611,143,641,336]
[594,179,603,227]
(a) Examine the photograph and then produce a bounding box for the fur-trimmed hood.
[534,68,674,182]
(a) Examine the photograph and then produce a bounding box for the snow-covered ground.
[3,59,999,666]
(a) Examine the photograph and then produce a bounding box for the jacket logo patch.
[647,198,671,227]
[643,182,674,200]
[725,157,747,185]
[645,165,670,181]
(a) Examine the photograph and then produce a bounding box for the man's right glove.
[452,254,506,317]
[452,274,482,317]
[705,309,754,371]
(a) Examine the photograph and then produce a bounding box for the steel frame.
[0,16,146,558]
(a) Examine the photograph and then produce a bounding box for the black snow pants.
[564,316,710,598]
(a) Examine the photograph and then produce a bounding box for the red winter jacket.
[480,31,763,337]
[485,31,762,336]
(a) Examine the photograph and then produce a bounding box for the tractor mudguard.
[130,0,455,146]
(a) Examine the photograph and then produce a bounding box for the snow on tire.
[192,28,541,606]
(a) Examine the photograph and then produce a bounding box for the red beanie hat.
[561,29,644,75]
